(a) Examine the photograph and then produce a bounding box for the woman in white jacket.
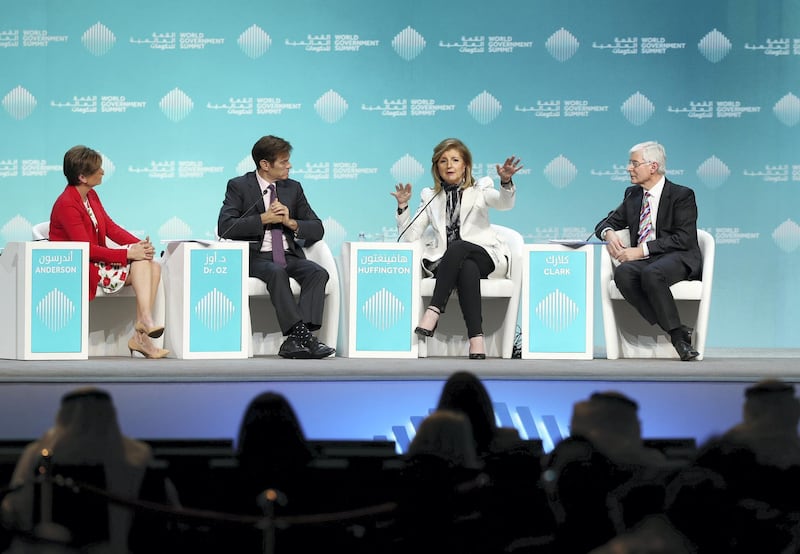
[393,138,522,358]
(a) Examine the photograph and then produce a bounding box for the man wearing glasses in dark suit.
[595,141,702,361]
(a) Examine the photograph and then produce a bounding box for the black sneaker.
[278,337,313,359]
[304,336,335,359]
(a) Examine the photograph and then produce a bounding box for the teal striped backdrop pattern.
[1,0,798,350]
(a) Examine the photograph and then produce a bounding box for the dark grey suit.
[594,179,702,333]
[218,171,328,334]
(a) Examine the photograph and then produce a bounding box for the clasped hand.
[262,200,290,225]
[605,231,645,263]
[129,236,155,261]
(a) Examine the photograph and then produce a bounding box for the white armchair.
[417,224,523,359]
[245,239,340,357]
[31,221,166,357]
[600,228,715,360]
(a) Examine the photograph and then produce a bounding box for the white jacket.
[397,176,516,278]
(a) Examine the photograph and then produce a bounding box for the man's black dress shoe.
[305,336,335,359]
[674,340,699,362]
[278,337,313,359]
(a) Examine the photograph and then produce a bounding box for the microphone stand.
[396,188,442,243]
[585,186,635,242]
[218,187,270,241]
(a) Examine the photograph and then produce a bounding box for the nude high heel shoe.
[128,331,169,359]
[135,322,165,339]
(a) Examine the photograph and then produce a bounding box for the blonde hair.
[431,138,475,193]
[408,409,482,469]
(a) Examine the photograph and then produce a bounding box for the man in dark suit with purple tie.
[594,141,702,361]
[218,135,334,359]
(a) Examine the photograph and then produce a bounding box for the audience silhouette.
[223,391,322,553]
[545,391,679,553]
[721,378,800,467]
[569,391,669,467]
[0,387,166,554]
[391,409,486,553]
[0,375,797,554]
[436,370,517,456]
[590,379,800,554]
[662,379,800,554]
[235,391,315,508]
[435,371,555,552]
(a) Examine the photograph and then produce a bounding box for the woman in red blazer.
[49,145,168,359]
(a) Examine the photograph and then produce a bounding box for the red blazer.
[49,185,139,300]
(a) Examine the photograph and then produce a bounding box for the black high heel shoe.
[468,335,486,359]
[414,307,440,338]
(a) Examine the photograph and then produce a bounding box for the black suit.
[218,171,328,334]
[594,179,702,333]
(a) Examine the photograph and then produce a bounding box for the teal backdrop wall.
[2,0,798,352]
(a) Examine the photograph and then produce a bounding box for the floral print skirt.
[94,262,129,294]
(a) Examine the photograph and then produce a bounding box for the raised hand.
[391,183,412,207]
[496,156,523,183]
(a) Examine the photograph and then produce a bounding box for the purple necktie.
[267,184,286,267]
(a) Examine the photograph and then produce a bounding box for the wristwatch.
[397,205,408,215]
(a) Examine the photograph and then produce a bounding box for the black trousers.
[429,240,495,339]
[612,252,690,334]
[250,250,329,335]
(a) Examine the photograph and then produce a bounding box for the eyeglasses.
[628,160,653,169]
